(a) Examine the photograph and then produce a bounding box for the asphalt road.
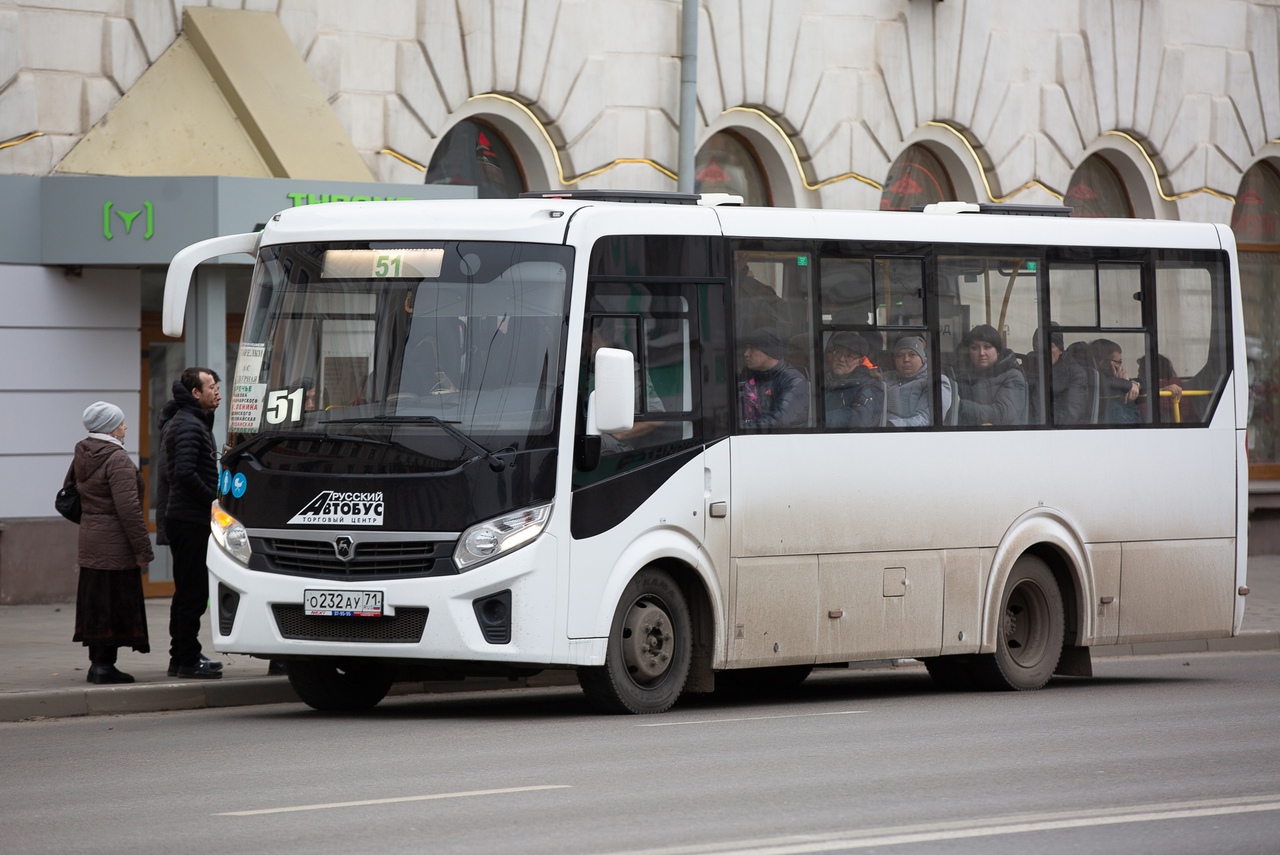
[3,652,1278,855]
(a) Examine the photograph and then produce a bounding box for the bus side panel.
[733,555,818,668]
[566,450,714,641]
[1116,539,1236,643]
[817,551,944,661]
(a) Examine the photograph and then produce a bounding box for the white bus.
[164,191,1247,714]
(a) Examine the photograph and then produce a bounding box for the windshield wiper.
[222,430,393,466]
[321,414,508,471]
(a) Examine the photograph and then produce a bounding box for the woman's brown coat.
[74,437,154,570]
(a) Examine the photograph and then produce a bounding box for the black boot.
[87,664,135,684]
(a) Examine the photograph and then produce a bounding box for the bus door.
[567,279,732,639]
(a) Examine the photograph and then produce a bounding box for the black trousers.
[165,519,210,665]
[88,646,117,666]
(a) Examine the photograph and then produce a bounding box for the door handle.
[709,502,727,518]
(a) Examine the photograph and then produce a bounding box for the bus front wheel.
[972,555,1065,691]
[287,658,395,711]
[578,568,692,714]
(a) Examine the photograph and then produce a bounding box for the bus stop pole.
[677,0,698,194]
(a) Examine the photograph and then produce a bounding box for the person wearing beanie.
[740,327,810,429]
[822,331,884,429]
[156,366,224,679]
[71,402,154,684]
[955,324,1028,425]
[886,335,953,427]
[1028,325,1090,424]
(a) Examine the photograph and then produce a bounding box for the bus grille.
[251,537,456,579]
[271,605,429,643]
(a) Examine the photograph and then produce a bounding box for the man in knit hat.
[156,366,223,679]
[955,324,1028,425]
[740,327,810,429]
[822,331,884,428]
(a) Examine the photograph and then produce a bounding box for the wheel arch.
[583,530,724,672]
[980,508,1093,653]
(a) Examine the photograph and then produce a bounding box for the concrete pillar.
[186,266,228,447]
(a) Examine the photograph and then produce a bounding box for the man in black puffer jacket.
[157,367,223,679]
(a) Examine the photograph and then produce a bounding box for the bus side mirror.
[163,232,261,336]
[591,347,636,434]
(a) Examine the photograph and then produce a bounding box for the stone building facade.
[2,0,1280,599]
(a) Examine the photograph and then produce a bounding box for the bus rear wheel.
[578,568,691,714]
[287,658,395,711]
[972,555,1064,691]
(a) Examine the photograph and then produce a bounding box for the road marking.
[637,710,866,727]
[589,794,1280,854]
[216,784,571,816]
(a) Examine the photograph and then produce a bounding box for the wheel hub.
[621,599,673,683]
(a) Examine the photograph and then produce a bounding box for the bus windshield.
[230,240,572,466]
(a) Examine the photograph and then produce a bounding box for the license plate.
[303,589,384,617]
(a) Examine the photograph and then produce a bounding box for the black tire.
[921,656,974,691]
[578,568,692,714]
[971,555,1065,691]
[715,665,813,697]
[287,658,395,711]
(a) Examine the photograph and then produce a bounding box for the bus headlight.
[211,502,252,566]
[454,503,551,571]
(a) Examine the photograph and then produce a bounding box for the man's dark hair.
[180,366,221,393]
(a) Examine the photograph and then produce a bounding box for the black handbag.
[55,464,81,524]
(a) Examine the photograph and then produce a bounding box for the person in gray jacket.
[886,335,952,426]
[954,324,1028,425]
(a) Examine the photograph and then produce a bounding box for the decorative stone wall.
[2,0,1278,218]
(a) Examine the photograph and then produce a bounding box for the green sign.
[102,200,154,240]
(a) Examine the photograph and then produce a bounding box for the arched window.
[879,145,955,211]
[695,131,770,206]
[1234,161,1280,476]
[1065,155,1133,218]
[425,120,524,199]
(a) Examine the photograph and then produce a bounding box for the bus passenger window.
[938,255,1041,425]
[1153,261,1230,424]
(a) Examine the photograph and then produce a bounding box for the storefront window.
[1234,161,1280,474]
[695,131,770,206]
[879,145,954,211]
[424,120,524,199]
[1066,155,1133,218]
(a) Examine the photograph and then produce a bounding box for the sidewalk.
[3,558,1278,722]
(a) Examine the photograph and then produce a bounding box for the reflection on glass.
[880,145,954,211]
[425,121,524,199]
[233,241,571,468]
[696,132,769,206]
[1066,155,1133,218]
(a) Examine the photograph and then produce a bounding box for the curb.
[2,634,1276,723]
[0,671,581,723]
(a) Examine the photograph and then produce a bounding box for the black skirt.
[73,566,150,653]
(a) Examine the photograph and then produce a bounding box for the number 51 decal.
[265,388,305,424]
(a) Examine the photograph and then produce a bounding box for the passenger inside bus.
[886,335,950,427]
[1139,353,1193,423]
[822,332,884,428]
[740,327,810,429]
[1026,325,1090,424]
[954,324,1028,425]
[1090,338,1142,424]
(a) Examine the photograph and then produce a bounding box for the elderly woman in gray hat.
[72,401,153,684]
[886,335,952,426]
